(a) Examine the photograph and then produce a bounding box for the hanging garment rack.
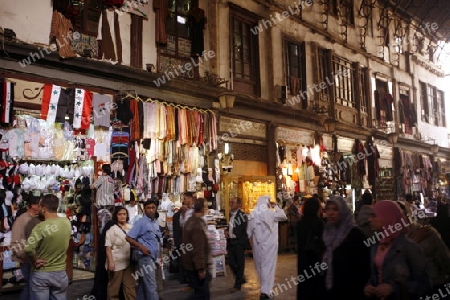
[119,90,215,114]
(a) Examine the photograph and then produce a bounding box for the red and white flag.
[40,83,62,122]
[73,88,93,129]
[0,81,14,124]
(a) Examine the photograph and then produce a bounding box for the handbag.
[116,224,140,264]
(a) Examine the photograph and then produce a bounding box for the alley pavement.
[1,253,298,299]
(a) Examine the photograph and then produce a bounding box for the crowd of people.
[292,192,450,300]
[8,173,450,300]
[8,175,209,299]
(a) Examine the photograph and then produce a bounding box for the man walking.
[126,199,162,299]
[182,198,211,299]
[172,201,188,284]
[227,197,250,292]
[247,195,287,299]
[24,194,72,300]
[11,195,41,300]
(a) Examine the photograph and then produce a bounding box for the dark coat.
[297,215,325,300]
[182,215,210,272]
[91,220,115,300]
[172,210,182,248]
[231,209,251,250]
[325,227,371,300]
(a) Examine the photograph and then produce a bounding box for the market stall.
[0,76,220,292]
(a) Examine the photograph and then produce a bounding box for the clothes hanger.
[111,152,129,158]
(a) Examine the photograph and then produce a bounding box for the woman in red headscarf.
[364,200,430,300]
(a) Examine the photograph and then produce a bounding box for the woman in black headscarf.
[296,196,325,300]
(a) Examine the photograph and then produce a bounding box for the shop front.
[395,148,434,204]
[274,126,318,203]
[217,116,272,220]
[0,74,222,291]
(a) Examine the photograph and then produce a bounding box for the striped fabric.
[93,175,116,206]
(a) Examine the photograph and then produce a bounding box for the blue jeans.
[137,255,159,299]
[20,263,33,300]
[31,270,68,300]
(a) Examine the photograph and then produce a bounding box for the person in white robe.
[247,195,287,299]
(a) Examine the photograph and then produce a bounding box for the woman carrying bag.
[105,207,137,300]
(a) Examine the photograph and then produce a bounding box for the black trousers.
[186,270,210,300]
[177,252,188,284]
[227,239,245,288]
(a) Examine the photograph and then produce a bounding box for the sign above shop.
[378,149,393,168]
[322,134,333,150]
[276,127,313,145]
[337,137,354,152]
[219,116,266,139]
[7,78,44,107]
[377,144,393,158]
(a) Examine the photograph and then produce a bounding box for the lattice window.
[332,55,354,107]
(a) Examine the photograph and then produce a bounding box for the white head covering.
[248,195,273,243]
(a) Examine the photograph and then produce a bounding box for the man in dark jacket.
[182,198,211,299]
[172,204,187,284]
[227,197,250,291]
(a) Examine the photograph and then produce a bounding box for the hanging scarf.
[322,196,355,290]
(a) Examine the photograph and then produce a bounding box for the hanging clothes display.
[188,4,206,57]
[50,10,77,59]
[97,9,123,63]
[365,138,380,186]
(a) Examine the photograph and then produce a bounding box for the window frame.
[420,81,429,123]
[332,55,355,108]
[399,88,413,134]
[283,37,306,97]
[318,47,331,101]
[359,67,368,113]
[53,0,102,37]
[130,14,143,69]
[162,0,193,59]
[329,0,339,16]
[343,0,355,26]
[229,6,261,97]
[437,90,446,127]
